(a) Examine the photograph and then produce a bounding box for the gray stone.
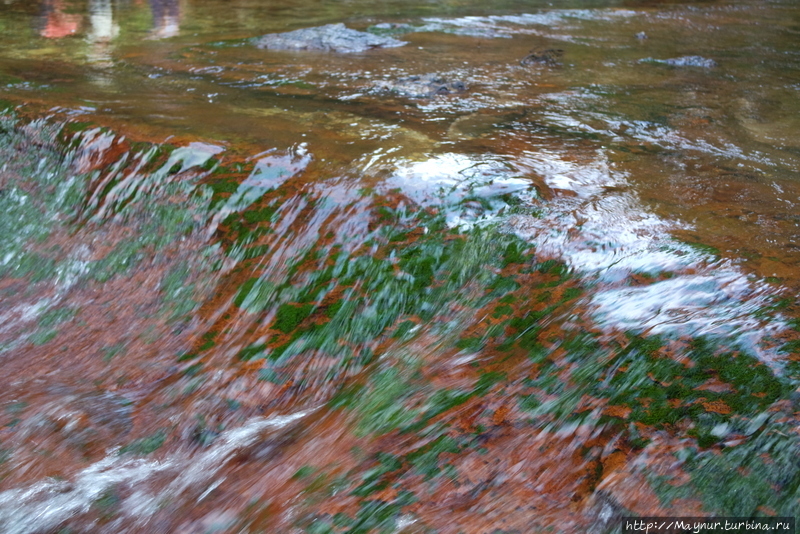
[254,23,406,53]
[374,74,469,99]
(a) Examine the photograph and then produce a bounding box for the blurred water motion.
[1,0,800,532]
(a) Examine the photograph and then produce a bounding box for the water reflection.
[150,0,180,39]
[39,0,81,38]
[86,0,118,66]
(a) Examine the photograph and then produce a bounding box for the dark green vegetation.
[119,430,167,456]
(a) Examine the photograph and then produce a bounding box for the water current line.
[0,408,317,534]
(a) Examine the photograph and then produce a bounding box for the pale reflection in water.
[86,0,118,67]
[150,0,180,39]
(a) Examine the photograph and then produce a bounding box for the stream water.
[1,0,800,532]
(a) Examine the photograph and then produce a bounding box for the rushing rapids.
[1,0,800,532]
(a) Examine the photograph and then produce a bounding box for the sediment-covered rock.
[520,48,564,67]
[254,23,406,53]
[373,74,468,98]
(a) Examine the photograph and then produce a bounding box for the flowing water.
[1,0,800,532]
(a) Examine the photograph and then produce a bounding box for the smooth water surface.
[1,0,800,532]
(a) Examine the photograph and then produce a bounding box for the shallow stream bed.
[1,0,800,532]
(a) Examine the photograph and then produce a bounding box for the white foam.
[0,409,316,533]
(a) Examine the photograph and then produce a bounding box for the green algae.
[37,307,76,328]
[102,343,125,362]
[326,495,415,534]
[29,329,58,346]
[160,261,204,322]
[474,371,507,396]
[238,342,267,361]
[274,303,315,334]
[408,435,460,480]
[257,368,288,384]
[293,465,316,480]
[119,430,167,456]
[678,239,722,258]
[349,367,418,437]
[513,330,788,443]
[648,416,800,517]
[0,113,221,327]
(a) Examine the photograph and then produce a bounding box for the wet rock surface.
[253,23,406,53]
[373,74,468,98]
[367,22,418,36]
[520,48,564,67]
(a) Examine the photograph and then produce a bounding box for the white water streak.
[0,409,316,534]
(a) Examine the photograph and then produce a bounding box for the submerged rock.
[520,48,564,67]
[374,74,468,98]
[641,55,718,68]
[367,22,418,36]
[253,23,406,53]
